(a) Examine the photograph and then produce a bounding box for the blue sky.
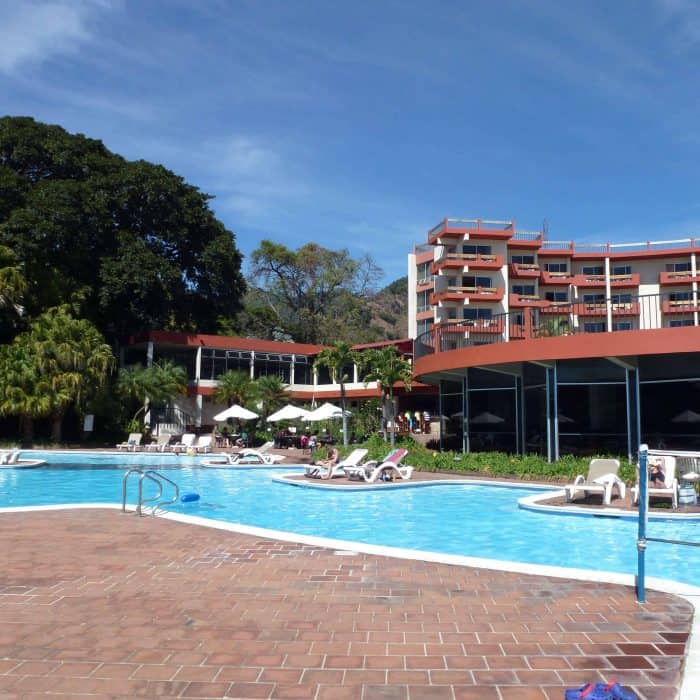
[2,0,700,284]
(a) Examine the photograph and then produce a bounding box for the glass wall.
[200,349,251,381]
[440,378,464,452]
[153,347,198,381]
[253,352,293,382]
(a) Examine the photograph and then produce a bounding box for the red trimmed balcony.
[430,253,504,274]
[509,262,540,278]
[427,218,514,245]
[662,299,700,314]
[508,293,549,308]
[659,271,700,285]
[540,301,572,314]
[540,271,576,285]
[576,302,640,317]
[430,286,505,304]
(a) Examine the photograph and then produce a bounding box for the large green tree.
[313,342,359,446]
[0,306,115,443]
[360,345,413,446]
[247,240,383,344]
[0,116,246,340]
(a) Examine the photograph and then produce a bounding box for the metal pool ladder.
[122,468,180,516]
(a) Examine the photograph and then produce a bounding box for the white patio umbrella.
[470,411,505,425]
[671,409,700,424]
[213,404,259,422]
[266,404,312,422]
[306,402,352,421]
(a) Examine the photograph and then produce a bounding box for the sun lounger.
[193,435,213,453]
[305,448,368,479]
[116,432,142,451]
[201,449,285,467]
[344,448,410,482]
[631,455,678,509]
[144,434,173,452]
[170,433,196,453]
[565,458,624,505]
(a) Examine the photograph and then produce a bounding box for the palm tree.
[0,244,27,340]
[116,359,186,429]
[0,342,53,445]
[360,345,413,446]
[313,341,358,445]
[214,370,255,408]
[254,374,288,420]
[29,307,115,441]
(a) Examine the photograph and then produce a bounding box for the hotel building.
[409,218,700,460]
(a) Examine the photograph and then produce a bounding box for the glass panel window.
[583,293,605,303]
[612,321,632,330]
[545,291,568,302]
[612,265,632,276]
[463,244,492,255]
[463,275,492,288]
[582,265,604,275]
[669,291,692,301]
[447,307,458,319]
[584,322,606,333]
[611,293,633,304]
[511,255,535,265]
[670,319,693,327]
[545,262,568,273]
[464,308,492,320]
[666,262,691,272]
[512,284,535,295]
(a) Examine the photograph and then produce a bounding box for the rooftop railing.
[414,292,698,360]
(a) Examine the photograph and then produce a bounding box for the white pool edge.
[1,501,698,698]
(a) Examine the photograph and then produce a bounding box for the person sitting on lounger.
[314,446,339,479]
[649,458,666,485]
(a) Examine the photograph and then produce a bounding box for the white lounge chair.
[144,433,173,452]
[170,433,196,453]
[305,448,368,479]
[631,455,678,509]
[565,458,625,505]
[344,448,411,482]
[116,433,142,451]
[193,435,213,453]
[364,462,414,483]
[201,449,285,467]
[0,449,46,468]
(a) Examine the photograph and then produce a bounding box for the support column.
[545,364,559,462]
[438,380,444,452]
[463,375,470,454]
[516,374,525,455]
[249,351,255,379]
[626,367,640,463]
[605,257,613,332]
[692,253,698,326]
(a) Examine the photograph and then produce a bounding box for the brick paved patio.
[0,509,692,699]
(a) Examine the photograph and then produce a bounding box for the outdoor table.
[679,471,699,506]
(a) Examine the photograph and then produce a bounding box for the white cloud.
[0,0,116,74]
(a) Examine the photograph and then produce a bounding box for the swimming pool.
[2,450,698,587]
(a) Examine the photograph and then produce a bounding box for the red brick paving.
[0,509,692,699]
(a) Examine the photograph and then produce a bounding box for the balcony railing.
[414,292,699,360]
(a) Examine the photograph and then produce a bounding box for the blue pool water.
[1,450,698,587]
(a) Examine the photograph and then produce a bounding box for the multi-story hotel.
[409,218,700,460]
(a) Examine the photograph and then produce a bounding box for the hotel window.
[582,265,604,275]
[545,291,568,302]
[612,265,632,276]
[512,284,535,295]
[584,322,606,333]
[447,276,458,287]
[463,244,492,255]
[611,293,633,304]
[417,319,433,336]
[464,275,492,288]
[464,308,492,320]
[511,255,535,265]
[544,263,568,273]
[670,319,693,327]
[669,291,692,302]
[666,262,691,272]
[583,293,605,304]
[447,307,458,320]
[612,321,632,331]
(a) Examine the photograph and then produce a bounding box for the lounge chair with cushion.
[305,448,368,479]
[193,435,213,453]
[565,458,624,505]
[144,433,173,452]
[345,448,411,482]
[631,455,678,509]
[116,433,142,451]
[170,433,196,453]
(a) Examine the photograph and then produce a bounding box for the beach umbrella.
[266,404,312,422]
[306,402,352,421]
[213,404,259,422]
[671,409,700,424]
[470,411,504,425]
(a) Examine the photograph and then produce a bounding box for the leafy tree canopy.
[246,240,383,344]
[0,116,246,341]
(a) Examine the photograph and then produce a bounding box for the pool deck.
[0,507,695,700]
